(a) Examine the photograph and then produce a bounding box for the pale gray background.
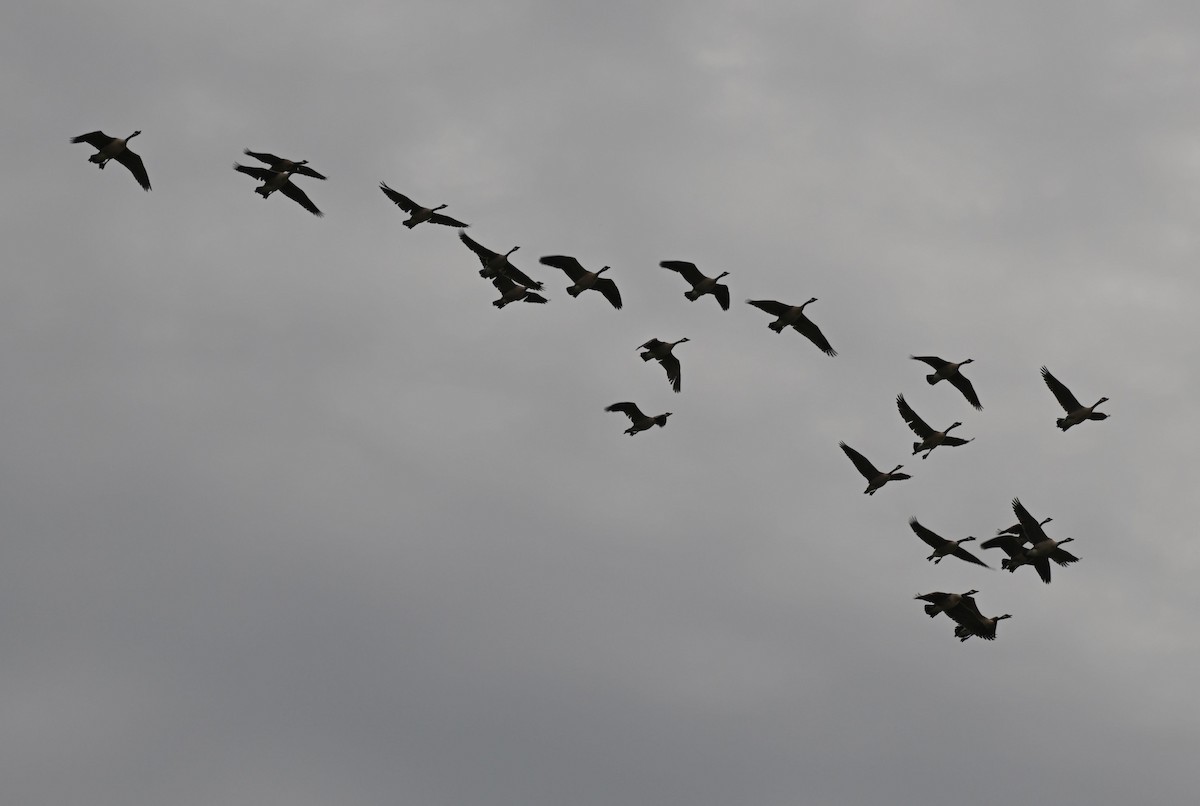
[4,2,1198,805]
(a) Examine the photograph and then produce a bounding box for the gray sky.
[4,2,1199,804]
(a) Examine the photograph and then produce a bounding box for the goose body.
[746,298,836,356]
[638,338,689,393]
[838,442,911,495]
[490,274,548,308]
[605,402,671,435]
[911,355,982,410]
[896,394,974,459]
[659,261,730,310]
[952,607,1012,642]
[1041,366,1108,431]
[541,255,622,309]
[243,149,327,180]
[233,163,323,216]
[915,590,980,618]
[907,518,990,567]
[459,231,542,290]
[379,182,468,228]
[71,130,151,190]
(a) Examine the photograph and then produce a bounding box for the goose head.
[127,130,142,140]
[715,271,730,280]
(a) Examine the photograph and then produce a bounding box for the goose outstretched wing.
[949,372,983,410]
[1041,366,1083,413]
[839,442,879,480]
[897,394,934,438]
[539,255,589,283]
[746,298,791,317]
[593,277,623,310]
[660,260,706,286]
[605,402,646,422]
[792,313,837,357]
[279,181,323,217]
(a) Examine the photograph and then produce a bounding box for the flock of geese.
[72,130,1112,644]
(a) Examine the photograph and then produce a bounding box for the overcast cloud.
[3,2,1199,805]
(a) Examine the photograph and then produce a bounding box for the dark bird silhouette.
[980,498,1079,584]
[639,338,689,393]
[490,274,548,309]
[950,598,1012,642]
[915,590,980,618]
[911,356,982,410]
[907,518,990,568]
[379,182,468,228]
[540,255,622,309]
[71,130,150,190]
[233,164,323,216]
[605,402,671,435]
[896,394,974,459]
[838,442,910,495]
[746,298,836,356]
[243,149,327,180]
[659,261,730,310]
[1041,366,1109,431]
[459,231,543,290]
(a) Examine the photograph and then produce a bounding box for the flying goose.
[71,130,151,191]
[639,338,689,393]
[896,394,975,459]
[950,611,1008,642]
[838,442,911,495]
[379,182,468,228]
[907,518,990,568]
[746,298,836,356]
[911,356,982,410]
[980,499,1079,584]
[1041,366,1109,431]
[951,601,1012,642]
[243,149,327,180]
[605,402,671,435]
[540,255,623,309]
[459,231,543,290]
[659,261,730,310]
[914,590,980,618]
[490,274,548,308]
[233,163,323,216]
